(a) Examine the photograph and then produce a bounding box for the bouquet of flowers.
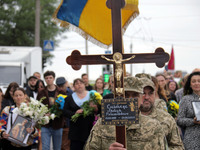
[15,97,56,125]
[49,94,67,118]
[71,90,102,122]
[167,100,179,118]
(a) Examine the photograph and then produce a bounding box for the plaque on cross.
[66,0,169,147]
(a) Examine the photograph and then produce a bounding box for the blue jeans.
[41,127,63,150]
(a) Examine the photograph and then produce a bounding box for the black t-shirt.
[85,85,93,91]
[48,90,56,98]
[48,90,56,106]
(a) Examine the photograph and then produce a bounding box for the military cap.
[140,77,155,91]
[124,77,143,93]
[135,73,152,80]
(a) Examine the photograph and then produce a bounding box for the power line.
[126,37,200,49]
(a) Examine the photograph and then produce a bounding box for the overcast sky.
[44,0,200,83]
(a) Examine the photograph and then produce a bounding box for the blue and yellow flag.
[53,0,139,48]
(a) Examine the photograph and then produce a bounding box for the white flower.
[30,97,38,104]
[50,114,56,120]
[42,116,50,124]
[17,97,54,125]
[20,102,27,108]
[23,107,29,112]
[25,111,33,117]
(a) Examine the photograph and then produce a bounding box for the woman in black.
[63,78,98,150]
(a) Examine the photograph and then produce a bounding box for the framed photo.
[192,101,200,121]
[6,114,32,146]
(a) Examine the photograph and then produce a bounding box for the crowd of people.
[0,68,199,150]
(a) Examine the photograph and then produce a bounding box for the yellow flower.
[94,92,102,105]
[57,94,67,99]
[170,101,179,110]
[174,103,179,110]
[94,92,102,100]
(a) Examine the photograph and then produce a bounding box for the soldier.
[135,74,167,111]
[84,77,166,150]
[139,77,184,150]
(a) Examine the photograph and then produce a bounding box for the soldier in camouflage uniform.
[140,77,184,150]
[135,73,168,111]
[84,77,166,150]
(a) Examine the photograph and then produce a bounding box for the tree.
[0,0,68,68]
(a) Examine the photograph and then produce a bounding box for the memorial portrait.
[8,115,32,142]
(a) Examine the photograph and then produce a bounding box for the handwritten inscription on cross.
[66,0,169,147]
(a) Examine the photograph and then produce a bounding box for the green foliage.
[49,94,66,118]
[71,101,95,123]
[49,104,62,118]
[82,101,95,117]
[71,91,102,122]
[0,0,68,68]
[71,113,81,122]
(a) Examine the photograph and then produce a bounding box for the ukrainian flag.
[53,0,139,48]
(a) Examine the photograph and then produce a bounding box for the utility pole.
[85,38,89,76]
[35,0,40,46]
[130,42,133,76]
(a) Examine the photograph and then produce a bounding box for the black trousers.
[70,140,86,150]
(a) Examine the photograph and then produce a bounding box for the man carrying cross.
[137,75,184,150]
[84,76,166,150]
[65,0,169,147]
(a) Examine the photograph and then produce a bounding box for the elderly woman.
[177,71,200,150]
[0,87,38,150]
[63,78,98,150]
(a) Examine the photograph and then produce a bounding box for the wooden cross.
[66,0,169,147]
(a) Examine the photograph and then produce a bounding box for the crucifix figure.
[101,53,135,95]
[66,0,169,147]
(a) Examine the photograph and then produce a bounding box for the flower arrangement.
[16,97,56,125]
[49,94,67,118]
[71,90,102,122]
[167,100,179,118]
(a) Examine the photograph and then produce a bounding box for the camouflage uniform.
[135,73,152,80]
[149,107,184,150]
[154,98,168,112]
[84,113,166,150]
[138,76,184,150]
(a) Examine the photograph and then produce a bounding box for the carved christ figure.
[101,52,135,88]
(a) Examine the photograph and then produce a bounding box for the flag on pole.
[168,46,175,70]
[52,0,139,48]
